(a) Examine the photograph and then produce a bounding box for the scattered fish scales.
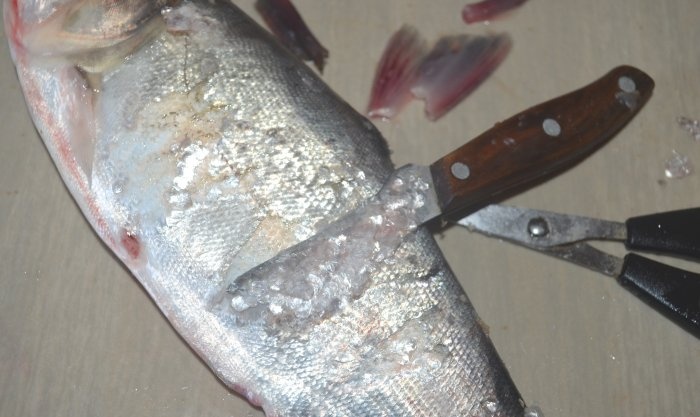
[677,116,700,141]
[665,150,694,179]
[4,1,524,416]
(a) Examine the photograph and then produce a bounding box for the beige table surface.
[2,1,699,416]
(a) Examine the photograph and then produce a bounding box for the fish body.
[5,1,524,416]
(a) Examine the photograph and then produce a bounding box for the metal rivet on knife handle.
[451,162,471,180]
[618,76,637,93]
[428,66,655,220]
[542,118,561,137]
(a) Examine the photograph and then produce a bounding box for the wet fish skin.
[5,1,524,416]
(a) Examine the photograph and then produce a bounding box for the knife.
[234,66,654,287]
[408,65,654,224]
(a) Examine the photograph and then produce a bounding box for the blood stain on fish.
[120,229,141,259]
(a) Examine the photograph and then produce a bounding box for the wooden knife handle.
[429,65,654,220]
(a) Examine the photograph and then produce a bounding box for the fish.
[4,1,525,416]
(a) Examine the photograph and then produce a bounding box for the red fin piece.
[368,27,511,122]
[411,33,511,121]
[255,0,328,72]
[367,25,427,120]
[462,0,529,24]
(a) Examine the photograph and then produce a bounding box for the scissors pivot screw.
[527,217,550,238]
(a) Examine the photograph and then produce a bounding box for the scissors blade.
[455,204,626,276]
[456,204,627,249]
[536,242,624,277]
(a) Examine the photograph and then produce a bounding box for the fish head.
[5,0,174,69]
[2,0,176,261]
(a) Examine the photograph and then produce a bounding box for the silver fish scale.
[13,0,523,416]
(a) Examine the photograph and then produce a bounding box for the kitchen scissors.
[458,205,700,338]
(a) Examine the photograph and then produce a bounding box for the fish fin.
[411,33,511,121]
[462,0,529,24]
[16,0,168,72]
[49,66,99,182]
[255,0,329,72]
[367,25,427,120]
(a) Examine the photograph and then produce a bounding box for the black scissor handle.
[626,208,700,260]
[619,253,700,338]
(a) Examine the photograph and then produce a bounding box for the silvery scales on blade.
[4,1,656,416]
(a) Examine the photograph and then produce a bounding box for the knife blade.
[233,65,654,290]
